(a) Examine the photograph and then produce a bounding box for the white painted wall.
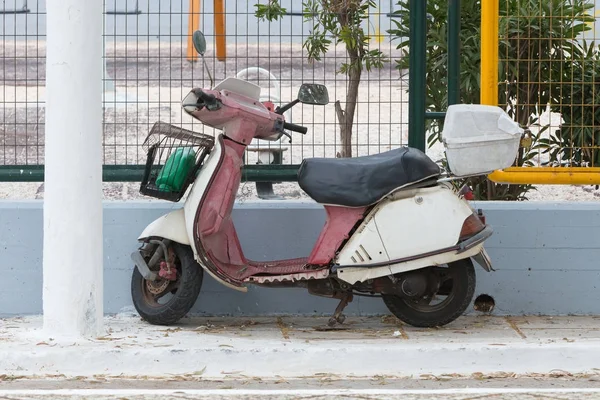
[3,201,600,317]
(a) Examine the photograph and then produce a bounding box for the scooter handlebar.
[194,89,217,105]
[283,122,308,134]
[189,89,221,111]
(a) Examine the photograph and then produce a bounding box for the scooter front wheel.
[131,243,203,325]
[382,258,476,328]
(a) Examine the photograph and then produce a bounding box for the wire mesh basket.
[140,122,215,202]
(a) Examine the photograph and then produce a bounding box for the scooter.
[130,31,509,328]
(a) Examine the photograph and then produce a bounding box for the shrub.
[389,0,596,200]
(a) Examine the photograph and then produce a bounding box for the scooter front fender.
[138,208,190,245]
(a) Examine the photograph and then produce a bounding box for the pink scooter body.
[185,88,366,288]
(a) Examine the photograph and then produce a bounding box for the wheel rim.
[401,266,458,313]
[140,254,182,308]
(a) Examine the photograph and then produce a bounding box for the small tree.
[255,0,387,157]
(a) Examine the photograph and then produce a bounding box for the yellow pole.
[488,167,600,185]
[214,0,227,61]
[187,0,201,62]
[480,0,499,105]
[481,0,504,182]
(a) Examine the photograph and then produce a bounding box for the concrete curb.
[2,341,600,378]
[2,316,600,379]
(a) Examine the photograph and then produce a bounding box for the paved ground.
[2,375,600,398]
[1,41,404,88]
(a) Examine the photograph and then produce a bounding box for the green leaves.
[255,0,388,74]
[254,0,287,22]
[303,32,331,62]
[501,0,600,167]
[364,49,388,71]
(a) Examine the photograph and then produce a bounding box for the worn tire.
[382,258,476,328]
[131,243,203,325]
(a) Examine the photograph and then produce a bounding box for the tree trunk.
[336,50,362,158]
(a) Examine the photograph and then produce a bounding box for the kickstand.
[328,293,353,327]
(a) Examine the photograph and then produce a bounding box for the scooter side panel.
[336,186,472,267]
[374,186,472,260]
[337,242,484,284]
[334,214,389,265]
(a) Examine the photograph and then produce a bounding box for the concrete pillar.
[43,0,104,337]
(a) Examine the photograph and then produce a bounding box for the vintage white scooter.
[130,31,523,327]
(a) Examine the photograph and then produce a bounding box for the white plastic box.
[441,104,523,177]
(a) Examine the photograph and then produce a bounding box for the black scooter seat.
[297,147,441,207]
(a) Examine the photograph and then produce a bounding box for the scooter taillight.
[459,184,474,200]
[459,213,485,241]
[262,101,275,112]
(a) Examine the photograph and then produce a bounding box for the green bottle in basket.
[155,147,196,192]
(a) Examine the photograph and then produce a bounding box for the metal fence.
[6,1,599,188]
[488,0,600,184]
[1,0,408,181]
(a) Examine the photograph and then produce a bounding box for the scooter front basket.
[140,121,215,202]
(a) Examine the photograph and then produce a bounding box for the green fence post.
[408,0,427,151]
[447,0,460,106]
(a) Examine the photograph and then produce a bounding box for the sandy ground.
[1,41,599,201]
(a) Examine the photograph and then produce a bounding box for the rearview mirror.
[297,84,329,105]
[192,30,207,56]
[191,30,213,88]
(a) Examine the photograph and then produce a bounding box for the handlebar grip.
[283,122,308,134]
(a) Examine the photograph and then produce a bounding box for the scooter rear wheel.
[382,258,476,328]
[131,243,203,325]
